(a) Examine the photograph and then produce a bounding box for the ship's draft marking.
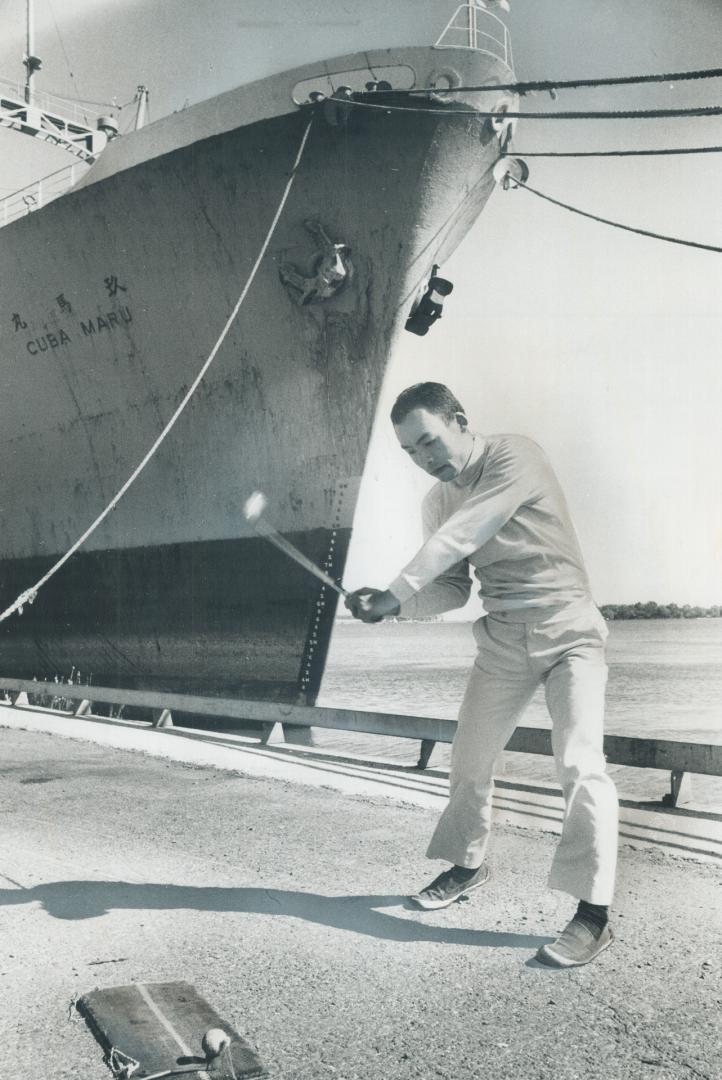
[300,482,348,696]
[279,219,353,306]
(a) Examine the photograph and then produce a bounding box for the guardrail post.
[260,721,284,745]
[9,691,28,706]
[152,708,173,728]
[74,699,93,717]
[281,723,315,746]
[417,738,437,769]
[663,769,693,807]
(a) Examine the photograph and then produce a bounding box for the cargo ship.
[0,2,518,705]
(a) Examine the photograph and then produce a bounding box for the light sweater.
[388,434,592,619]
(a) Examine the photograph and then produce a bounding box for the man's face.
[394,407,472,481]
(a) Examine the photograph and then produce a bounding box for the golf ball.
[243,490,267,522]
[202,1027,231,1060]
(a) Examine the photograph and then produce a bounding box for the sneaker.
[535,917,614,968]
[409,864,490,910]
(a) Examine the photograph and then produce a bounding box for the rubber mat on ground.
[77,980,267,1079]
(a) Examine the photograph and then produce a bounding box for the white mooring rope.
[0,117,314,625]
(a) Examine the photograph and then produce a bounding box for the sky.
[1,0,721,611]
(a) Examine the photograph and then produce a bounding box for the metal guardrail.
[0,87,106,171]
[1,677,719,807]
[0,77,98,127]
[1,162,87,226]
[435,3,512,68]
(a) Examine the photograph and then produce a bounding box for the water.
[317,617,722,806]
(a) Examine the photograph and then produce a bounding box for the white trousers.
[427,600,618,905]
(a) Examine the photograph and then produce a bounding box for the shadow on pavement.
[0,881,552,948]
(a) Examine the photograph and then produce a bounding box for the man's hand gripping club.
[344,588,401,623]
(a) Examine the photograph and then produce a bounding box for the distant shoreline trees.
[600,602,721,620]
[340,603,721,622]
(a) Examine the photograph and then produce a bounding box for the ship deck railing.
[1,676,719,810]
[0,161,88,227]
[434,3,513,69]
[0,74,98,128]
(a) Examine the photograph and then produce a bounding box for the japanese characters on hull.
[12,275,132,357]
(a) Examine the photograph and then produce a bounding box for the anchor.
[280,219,353,306]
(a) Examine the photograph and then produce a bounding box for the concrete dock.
[0,705,720,1080]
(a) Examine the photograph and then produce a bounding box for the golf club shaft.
[254,518,348,598]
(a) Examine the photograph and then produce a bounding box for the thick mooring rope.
[515,179,722,253]
[397,65,722,98]
[0,117,314,624]
[508,145,722,158]
[345,97,722,121]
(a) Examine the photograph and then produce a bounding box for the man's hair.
[390,382,465,426]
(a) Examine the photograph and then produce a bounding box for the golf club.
[243,491,349,599]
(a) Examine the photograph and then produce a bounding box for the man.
[346,382,618,968]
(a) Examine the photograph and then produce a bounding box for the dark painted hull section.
[0,529,349,700]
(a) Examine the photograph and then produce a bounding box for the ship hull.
[0,46,514,702]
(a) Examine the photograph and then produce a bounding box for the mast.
[0,0,108,171]
[23,0,42,105]
[134,85,149,130]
